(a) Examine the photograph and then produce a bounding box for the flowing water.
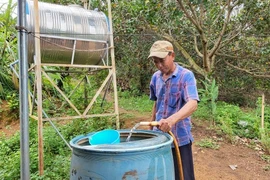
[126,123,141,142]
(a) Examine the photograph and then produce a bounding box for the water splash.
[126,123,141,142]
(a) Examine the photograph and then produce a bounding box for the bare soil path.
[1,106,270,179]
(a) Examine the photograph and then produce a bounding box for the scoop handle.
[139,121,159,126]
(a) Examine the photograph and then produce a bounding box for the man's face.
[152,52,175,75]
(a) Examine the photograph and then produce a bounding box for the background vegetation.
[0,0,270,179]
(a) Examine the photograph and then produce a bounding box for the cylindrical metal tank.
[70,130,175,180]
[26,1,109,65]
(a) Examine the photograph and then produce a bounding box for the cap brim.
[148,52,168,59]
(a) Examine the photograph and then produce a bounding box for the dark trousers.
[172,142,195,180]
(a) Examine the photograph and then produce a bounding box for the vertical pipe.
[17,0,30,179]
[107,0,120,129]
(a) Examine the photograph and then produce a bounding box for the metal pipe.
[17,0,30,179]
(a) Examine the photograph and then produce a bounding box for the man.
[148,40,199,180]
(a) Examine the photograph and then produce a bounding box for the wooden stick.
[42,70,82,116]
[107,0,120,129]
[82,70,113,116]
[261,93,265,134]
[33,0,44,175]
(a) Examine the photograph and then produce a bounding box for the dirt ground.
[1,105,270,180]
[119,110,270,180]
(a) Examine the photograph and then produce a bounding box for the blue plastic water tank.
[70,130,174,180]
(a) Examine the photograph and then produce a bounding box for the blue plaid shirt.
[150,63,200,146]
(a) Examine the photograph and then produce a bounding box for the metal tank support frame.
[13,0,120,176]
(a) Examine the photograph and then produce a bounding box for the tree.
[159,0,270,105]
[109,0,269,105]
[145,0,269,79]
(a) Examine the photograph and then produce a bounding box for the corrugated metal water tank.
[26,0,109,65]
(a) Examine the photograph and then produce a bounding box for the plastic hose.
[168,131,184,180]
[139,122,184,180]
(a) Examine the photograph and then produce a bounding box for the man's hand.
[158,118,173,133]
[157,99,198,133]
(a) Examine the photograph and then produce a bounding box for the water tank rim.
[70,130,173,152]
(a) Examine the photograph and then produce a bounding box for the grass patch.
[195,138,220,150]
[118,92,153,113]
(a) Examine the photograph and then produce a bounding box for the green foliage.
[198,79,219,119]
[256,96,270,123]
[118,91,153,113]
[0,116,113,179]
[6,92,19,111]
[216,2,270,106]
[195,96,266,143]
[41,0,82,5]
[111,1,165,94]
[109,0,270,104]
[0,0,17,99]
[193,102,211,120]
[195,138,220,150]
[261,154,270,171]
[3,91,20,120]
[0,131,21,178]
[261,154,270,163]
[255,96,270,153]
[215,102,261,141]
[33,68,115,118]
[261,131,270,155]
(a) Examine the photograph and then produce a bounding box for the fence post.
[261,93,265,138]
